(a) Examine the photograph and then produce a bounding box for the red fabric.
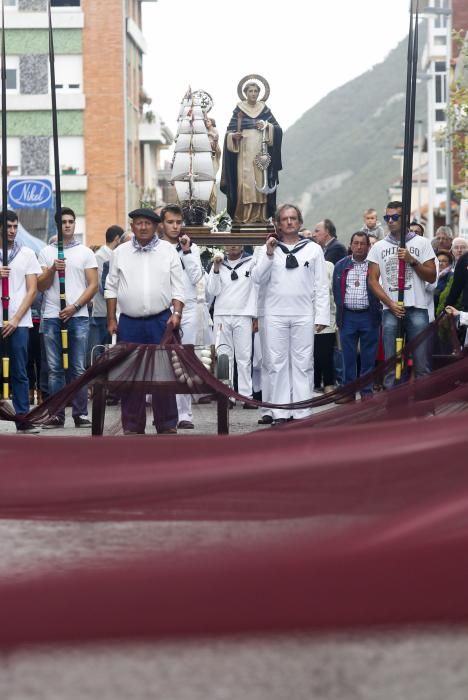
[0,316,467,648]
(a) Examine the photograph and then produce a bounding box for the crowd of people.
[1,200,466,434]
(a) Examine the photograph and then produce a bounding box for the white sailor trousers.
[255,315,272,416]
[265,314,315,420]
[214,314,253,399]
[177,303,212,422]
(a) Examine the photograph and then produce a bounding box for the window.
[5,56,19,93]
[53,55,82,92]
[51,1,80,6]
[435,109,446,122]
[4,0,17,7]
[0,137,21,176]
[434,61,447,104]
[49,136,84,176]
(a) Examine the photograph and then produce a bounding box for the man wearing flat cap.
[105,208,185,434]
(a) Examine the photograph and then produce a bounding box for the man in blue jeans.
[333,232,381,402]
[105,208,184,435]
[38,207,98,428]
[0,210,42,433]
[367,200,436,387]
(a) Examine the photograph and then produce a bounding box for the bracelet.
[173,311,182,317]
[409,260,419,268]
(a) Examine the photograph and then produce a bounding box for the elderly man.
[251,203,329,425]
[105,208,185,435]
[451,237,468,264]
[368,200,436,387]
[313,218,347,264]
[431,225,453,253]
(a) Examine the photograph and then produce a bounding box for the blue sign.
[8,178,53,209]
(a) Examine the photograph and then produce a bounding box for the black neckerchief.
[223,255,252,280]
[276,238,310,269]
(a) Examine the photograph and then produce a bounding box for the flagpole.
[1,0,10,400]
[47,0,68,370]
[395,0,419,380]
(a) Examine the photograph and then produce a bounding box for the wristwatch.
[74,302,82,311]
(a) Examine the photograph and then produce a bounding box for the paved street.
[1,399,467,700]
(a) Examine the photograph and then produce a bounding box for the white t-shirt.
[367,236,435,310]
[7,247,42,327]
[38,244,98,319]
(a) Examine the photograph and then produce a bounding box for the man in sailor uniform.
[207,244,257,406]
[251,204,329,425]
[160,204,212,429]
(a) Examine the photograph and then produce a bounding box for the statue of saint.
[220,74,282,225]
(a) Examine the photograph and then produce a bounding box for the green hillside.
[280,30,426,242]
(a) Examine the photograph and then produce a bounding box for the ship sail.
[170,87,217,226]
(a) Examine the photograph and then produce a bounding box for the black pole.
[395,0,419,379]
[48,0,68,370]
[1,0,10,399]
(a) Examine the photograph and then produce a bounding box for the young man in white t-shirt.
[38,207,98,428]
[0,211,42,433]
[367,200,436,387]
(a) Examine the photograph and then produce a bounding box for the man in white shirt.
[207,244,257,405]
[105,208,185,435]
[251,204,329,425]
[368,200,436,387]
[89,224,123,357]
[160,204,211,430]
[0,211,42,433]
[38,207,98,428]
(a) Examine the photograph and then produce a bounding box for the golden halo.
[237,74,270,102]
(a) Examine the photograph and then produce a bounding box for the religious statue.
[220,74,282,227]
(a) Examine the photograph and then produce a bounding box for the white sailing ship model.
[171,88,217,226]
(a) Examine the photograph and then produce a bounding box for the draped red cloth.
[0,316,467,648]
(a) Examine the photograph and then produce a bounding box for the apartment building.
[3,0,172,246]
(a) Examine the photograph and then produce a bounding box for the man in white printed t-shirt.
[367,200,436,387]
[207,244,257,406]
[0,210,42,433]
[251,203,329,425]
[38,207,98,428]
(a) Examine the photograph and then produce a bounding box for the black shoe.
[257,415,273,425]
[74,415,92,428]
[243,403,258,409]
[177,420,194,429]
[16,423,41,434]
[271,418,288,427]
[43,416,65,429]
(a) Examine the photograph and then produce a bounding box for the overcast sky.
[142,0,411,139]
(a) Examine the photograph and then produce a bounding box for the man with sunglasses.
[367,201,436,387]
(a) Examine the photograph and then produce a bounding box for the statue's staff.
[395,0,419,380]
[47,0,68,370]
[1,0,10,399]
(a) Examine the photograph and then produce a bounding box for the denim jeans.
[1,326,30,416]
[117,311,178,433]
[382,307,430,388]
[42,316,89,419]
[339,310,380,395]
[88,316,110,365]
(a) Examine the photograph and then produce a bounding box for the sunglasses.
[384,214,401,222]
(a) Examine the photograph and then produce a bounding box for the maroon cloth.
[0,316,467,648]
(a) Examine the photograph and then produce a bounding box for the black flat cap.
[128,208,161,224]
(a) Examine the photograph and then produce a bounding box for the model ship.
[170,88,217,226]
